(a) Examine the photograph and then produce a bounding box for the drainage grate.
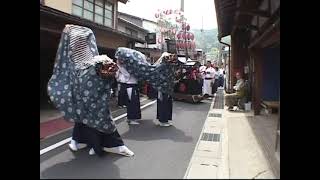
[213,89,224,109]
[201,133,220,142]
[208,113,222,118]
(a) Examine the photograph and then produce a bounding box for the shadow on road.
[41,148,123,179]
[121,119,193,143]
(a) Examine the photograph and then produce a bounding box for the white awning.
[178,57,192,63]
[185,61,197,66]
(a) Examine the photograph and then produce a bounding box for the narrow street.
[40,99,212,179]
[40,0,280,178]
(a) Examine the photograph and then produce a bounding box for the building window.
[72,0,114,27]
[73,0,83,7]
[95,14,103,24]
[72,5,83,17]
[84,0,94,11]
[104,1,113,27]
[83,9,94,21]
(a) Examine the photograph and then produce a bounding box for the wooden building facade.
[40,1,145,106]
[214,0,280,177]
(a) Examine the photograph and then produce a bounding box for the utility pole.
[180,0,184,12]
[181,0,188,61]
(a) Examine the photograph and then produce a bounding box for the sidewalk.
[40,94,150,140]
[184,88,277,179]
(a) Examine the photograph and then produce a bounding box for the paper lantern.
[186,24,190,31]
[181,32,186,39]
[187,32,191,40]
[190,33,194,40]
[177,32,181,39]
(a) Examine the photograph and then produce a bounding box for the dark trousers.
[212,79,219,94]
[147,84,157,99]
[111,78,118,97]
[157,93,173,123]
[118,83,128,106]
[126,84,141,120]
[72,123,124,156]
[218,76,224,87]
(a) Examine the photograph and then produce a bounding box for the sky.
[118,0,218,30]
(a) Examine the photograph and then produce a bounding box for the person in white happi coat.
[116,60,141,125]
[199,64,206,94]
[202,61,216,97]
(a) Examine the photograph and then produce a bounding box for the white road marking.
[40,100,156,156]
[40,137,72,155]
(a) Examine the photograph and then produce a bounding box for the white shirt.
[126,74,138,84]
[116,66,129,83]
[199,65,206,72]
[204,67,215,79]
[199,65,207,79]
[116,65,137,84]
[219,68,224,75]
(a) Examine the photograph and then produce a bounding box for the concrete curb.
[184,89,229,179]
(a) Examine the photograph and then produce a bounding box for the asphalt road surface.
[40,99,212,179]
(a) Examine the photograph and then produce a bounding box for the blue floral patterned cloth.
[47,25,116,134]
[115,47,176,95]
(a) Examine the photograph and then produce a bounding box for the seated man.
[225,72,245,110]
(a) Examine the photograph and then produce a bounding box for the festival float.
[152,9,203,103]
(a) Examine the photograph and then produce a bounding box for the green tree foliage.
[210,47,219,59]
[193,29,231,55]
